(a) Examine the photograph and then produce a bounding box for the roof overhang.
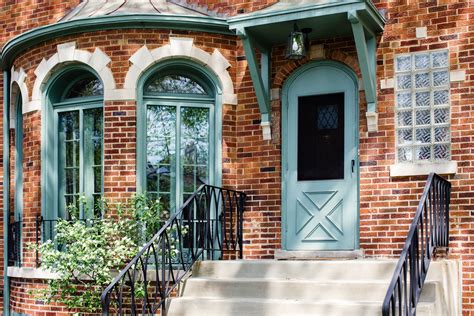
[0,14,231,70]
[228,0,384,48]
[228,0,386,135]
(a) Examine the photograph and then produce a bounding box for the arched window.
[43,68,104,220]
[140,66,218,212]
[10,87,23,266]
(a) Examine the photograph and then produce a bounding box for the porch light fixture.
[285,23,312,60]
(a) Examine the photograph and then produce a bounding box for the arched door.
[283,61,359,251]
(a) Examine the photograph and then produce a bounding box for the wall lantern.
[285,23,312,60]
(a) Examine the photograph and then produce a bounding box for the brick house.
[0,0,472,315]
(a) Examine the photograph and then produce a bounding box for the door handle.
[351,159,355,173]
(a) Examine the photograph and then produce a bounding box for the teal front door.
[283,62,359,251]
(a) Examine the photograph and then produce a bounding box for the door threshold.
[275,249,364,260]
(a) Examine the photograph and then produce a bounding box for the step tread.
[171,296,437,306]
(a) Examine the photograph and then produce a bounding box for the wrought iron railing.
[8,220,22,266]
[382,173,451,316]
[101,184,246,315]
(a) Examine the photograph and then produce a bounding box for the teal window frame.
[137,60,223,210]
[13,91,23,266]
[42,65,104,221]
[14,93,23,222]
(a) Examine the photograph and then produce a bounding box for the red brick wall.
[7,28,237,315]
[2,0,474,315]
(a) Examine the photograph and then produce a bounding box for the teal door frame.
[281,60,360,251]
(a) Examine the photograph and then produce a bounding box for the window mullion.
[79,109,85,219]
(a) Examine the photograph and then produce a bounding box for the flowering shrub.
[31,194,169,313]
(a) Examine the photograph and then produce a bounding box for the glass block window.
[395,50,450,163]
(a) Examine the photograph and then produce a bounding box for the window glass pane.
[396,56,411,72]
[397,92,412,109]
[415,91,430,107]
[147,106,177,211]
[65,77,103,99]
[84,108,104,217]
[181,107,210,196]
[414,54,429,70]
[145,75,207,95]
[397,74,412,90]
[298,93,344,181]
[433,70,449,87]
[432,51,448,68]
[415,72,430,89]
[59,111,80,219]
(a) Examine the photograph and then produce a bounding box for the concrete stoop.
[167,260,460,316]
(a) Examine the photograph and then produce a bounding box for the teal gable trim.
[1,14,231,70]
[136,59,223,196]
[237,29,271,124]
[348,10,377,114]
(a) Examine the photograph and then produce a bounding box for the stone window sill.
[7,266,58,279]
[390,161,457,178]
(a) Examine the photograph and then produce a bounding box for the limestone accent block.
[31,41,116,105]
[24,100,41,113]
[380,78,394,90]
[271,88,280,101]
[57,42,76,63]
[189,47,211,65]
[170,37,194,56]
[151,45,172,61]
[73,49,91,64]
[223,93,238,105]
[129,46,154,71]
[10,66,30,115]
[366,112,378,132]
[416,27,427,39]
[310,44,325,59]
[89,48,112,73]
[209,49,231,73]
[104,88,135,101]
[124,38,237,105]
[450,70,465,82]
[34,58,49,78]
[261,121,272,140]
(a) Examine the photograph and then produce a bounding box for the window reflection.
[145,74,207,95]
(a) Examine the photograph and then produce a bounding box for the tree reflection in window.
[65,76,104,99]
[145,74,207,95]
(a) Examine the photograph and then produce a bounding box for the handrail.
[101,184,246,315]
[382,173,451,315]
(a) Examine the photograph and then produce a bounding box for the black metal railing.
[8,220,22,266]
[101,184,246,315]
[382,173,451,316]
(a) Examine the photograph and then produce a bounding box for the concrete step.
[167,260,459,316]
[193,260,398,281]
[182,277,441,303]
[167,297,437,316]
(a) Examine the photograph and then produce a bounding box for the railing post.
[161,235,166,316]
